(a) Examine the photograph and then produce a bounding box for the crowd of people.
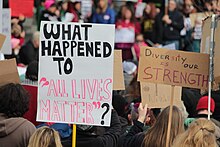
[1,0,220,147]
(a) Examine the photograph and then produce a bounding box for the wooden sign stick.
[165,85,175,147]
[72,124,76,147]
[165,0,169,15]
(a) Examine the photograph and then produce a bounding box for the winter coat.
[154,9,184,44]
[92,7,115,24]
[76,110,121,147]
[19,40,39,65]
[0,113,36,147]
[123,120,145,147]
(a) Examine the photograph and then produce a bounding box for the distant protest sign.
[214,18,220,82]
[113,50,125,90]
[138,47,209,89]
[115,28,135,43]
[190,12,212,28]
[9,0,34,17]
[1,9,12,54]
[37,21,115,126]
[0,58,20,85]
[141,82,182,108]
[200,16,220,82]
[200,16,211,54]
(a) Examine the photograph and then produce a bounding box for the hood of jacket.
[0,113,27,137]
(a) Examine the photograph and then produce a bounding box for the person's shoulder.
[17,117,36,132]
[106,7,115,13]
[175,9,183,16]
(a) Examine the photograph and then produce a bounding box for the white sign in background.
[0,0,2,32]
[1,9,12,54]
[37,21,115,126]
[115,28,135,43]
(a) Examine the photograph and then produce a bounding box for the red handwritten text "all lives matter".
[38,78,112,124]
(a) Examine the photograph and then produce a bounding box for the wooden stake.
[165,0,169,15]
[72,124,76,147]
[165,85,175,147]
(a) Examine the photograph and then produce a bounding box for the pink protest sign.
[9,0,34,17]
[37,21,115,126]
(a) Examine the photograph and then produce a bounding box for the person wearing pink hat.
[45,0,55,9]
[39,0,60,24]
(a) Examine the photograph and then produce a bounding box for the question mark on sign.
[101,103,110,125]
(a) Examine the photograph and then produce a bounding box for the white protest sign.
[1,9,12,54]
[135,3,146,18]
[37,21,115,126]
[0,1,2,32]
[162,43,176,50]
[115,28,135,43]
[0,1,2,9]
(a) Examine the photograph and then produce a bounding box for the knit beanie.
[196,96,215,113]
[45,0,55,9]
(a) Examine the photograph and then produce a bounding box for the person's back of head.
[26,61,39,81]
[173,118,217,147]
[0,83,30,117]
[142,105,184,147]
[32,31,40,48]
[28,126,62,147]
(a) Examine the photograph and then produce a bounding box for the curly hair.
[0,83,30,117]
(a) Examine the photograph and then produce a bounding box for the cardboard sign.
[200,16,220,82]
[138,47,209,89]
[0,34,6,50]
[213,17,220,82]
[113,50,125,90]
[115,28,135,43]
[190,12,212,28]
[0,59,20,86]
[37,21,115,126]
[9,0,34,17]
[1,9,12,54]
[141,82,182,108]
[200,16,211,54]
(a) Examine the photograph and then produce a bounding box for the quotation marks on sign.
[101,103,110,125]
[39,77,49,87]
[93,102,101,109]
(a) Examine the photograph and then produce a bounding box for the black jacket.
[123,120,145,147]
[76,110,121,147]
[40,10,59,22]
[19,40,39,65]
[154,9,184,44]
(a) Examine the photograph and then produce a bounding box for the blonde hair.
[142,106,184,147]
[172,118,217,147]
[28,126,63,147]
